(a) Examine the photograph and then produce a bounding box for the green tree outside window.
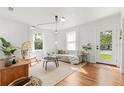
[34,32,43,50]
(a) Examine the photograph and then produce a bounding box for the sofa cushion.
[57,50,66,54]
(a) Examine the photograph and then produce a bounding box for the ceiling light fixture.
[55,16,58,33]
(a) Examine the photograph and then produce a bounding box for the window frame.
[66,31,76,51]
[33,31,44,51]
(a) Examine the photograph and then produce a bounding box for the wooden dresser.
[0,59,30,86]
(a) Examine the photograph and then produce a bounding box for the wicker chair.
[21,41,41,66]
[21,41,32,59]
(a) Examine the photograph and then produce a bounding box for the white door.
[95,26,117,65]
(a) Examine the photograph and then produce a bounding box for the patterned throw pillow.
[58,50,66,54]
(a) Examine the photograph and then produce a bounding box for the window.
[66,31,76,50]
[33,32,43,50]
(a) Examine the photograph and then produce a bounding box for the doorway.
[96,26,117,65]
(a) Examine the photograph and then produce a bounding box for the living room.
[0,7,124,86]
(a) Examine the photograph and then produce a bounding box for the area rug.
[29,61,86,86]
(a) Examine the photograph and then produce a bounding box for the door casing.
[95,25,118,65]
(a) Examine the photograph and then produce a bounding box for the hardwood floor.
[56,63,124,86]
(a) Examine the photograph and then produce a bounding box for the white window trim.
[32,31,44,51]
[66,31,76,51]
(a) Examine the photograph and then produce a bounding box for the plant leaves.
[0,37,14,55]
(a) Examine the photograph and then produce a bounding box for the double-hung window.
[33,32,43,50]
[66,31,76,50]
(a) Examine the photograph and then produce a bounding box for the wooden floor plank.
[56,63,124,86]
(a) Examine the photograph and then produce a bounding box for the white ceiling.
[0,7,121,30]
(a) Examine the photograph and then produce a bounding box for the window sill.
[32,50,44,52]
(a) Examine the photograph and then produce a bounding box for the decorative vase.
[4,55,16,67]
[4,57,12,67]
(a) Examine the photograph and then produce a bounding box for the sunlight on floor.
[78,69,88,74]
[71,67,79,70]
[71,64,88,74]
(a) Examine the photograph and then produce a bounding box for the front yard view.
[99,54,112,59]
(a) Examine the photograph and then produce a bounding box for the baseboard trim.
[96,62,117,67]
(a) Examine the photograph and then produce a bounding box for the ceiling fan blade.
[31,15,64,28]
[30,26,37,29]
[36,21,57,26]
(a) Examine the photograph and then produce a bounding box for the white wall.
[57,13,121,63]
[0,17,30,58]
[120,9,124,73]
[79,24,96,62]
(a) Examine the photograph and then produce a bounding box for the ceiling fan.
[30,16,66,31]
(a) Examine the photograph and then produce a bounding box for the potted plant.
[82,43,92,53]
[0,37,16,67]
